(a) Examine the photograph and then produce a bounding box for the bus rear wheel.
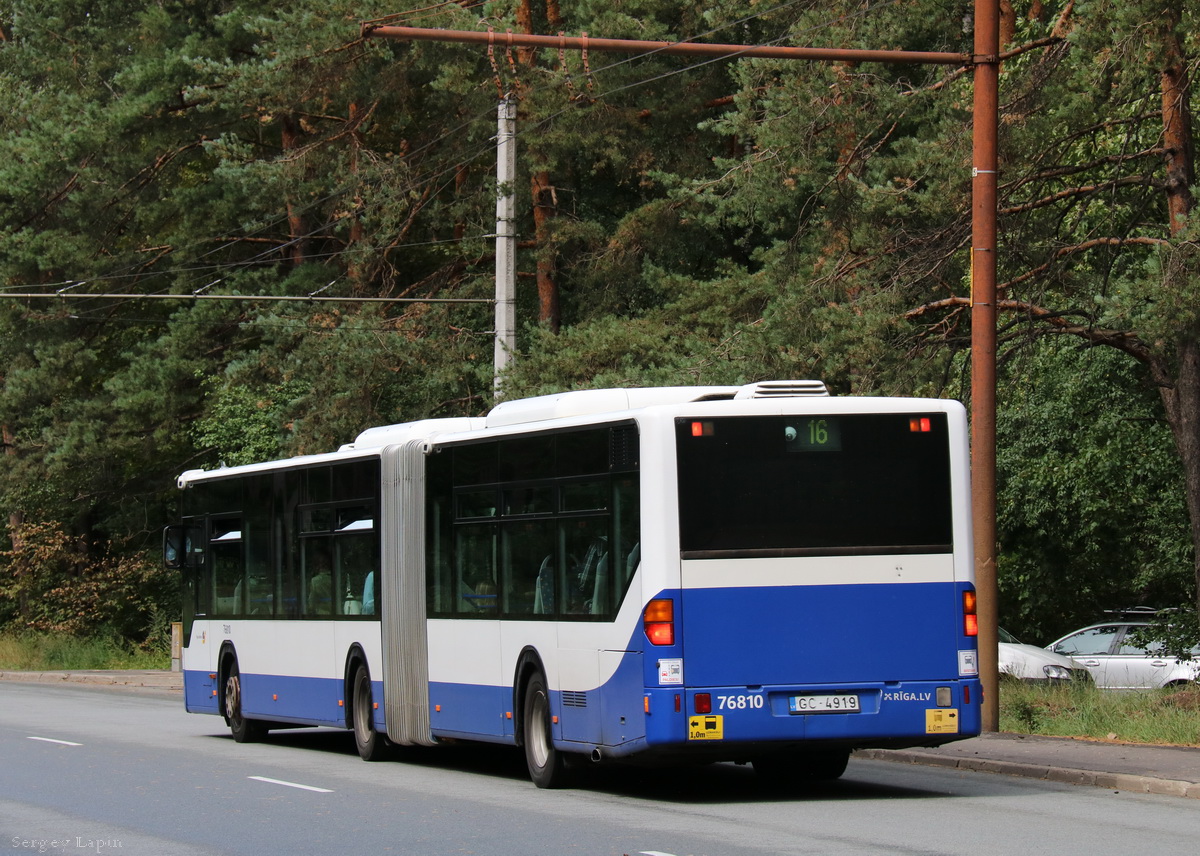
[224,660,267,743]
[522,672,572,788]
[352,664,395,761]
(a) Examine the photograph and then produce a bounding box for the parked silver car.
[1045,619,1200,689]
[998,627,1091,683]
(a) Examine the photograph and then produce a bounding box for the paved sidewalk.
[3,670,1197,798]
[857,732,1200,799]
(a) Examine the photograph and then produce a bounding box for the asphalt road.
[2,681,1198,856]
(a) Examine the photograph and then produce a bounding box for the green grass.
[999,679,1200,746]
[0,632,169,671]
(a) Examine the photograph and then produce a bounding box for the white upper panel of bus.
[176,380,970,487]
[341,417,487,451]
[485,380,830,427]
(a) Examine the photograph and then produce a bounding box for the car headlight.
[1043,664,1073,680]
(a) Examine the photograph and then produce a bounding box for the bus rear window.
[675,414,954,557]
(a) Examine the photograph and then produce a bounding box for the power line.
[0,292,492,304]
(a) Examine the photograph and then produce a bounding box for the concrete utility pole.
[365,0,1002,730]
[494,95,518,396]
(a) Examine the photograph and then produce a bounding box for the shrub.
[0,520,177,642]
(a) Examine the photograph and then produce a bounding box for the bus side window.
[501,520,552,616]
[211,519,242,616]
[614,475,641,592]
[304,539,333,616]
[244,476,273,616]
[561,518,606,616]
[457,524,497,614]
[336,531,374,616]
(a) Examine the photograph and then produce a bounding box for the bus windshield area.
[675,413,953,557]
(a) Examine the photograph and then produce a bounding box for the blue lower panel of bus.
[184,670,219,715]
[428,682,515,742]
[243,673,345,725]
[184,669,347,727]
[677,581,970,688]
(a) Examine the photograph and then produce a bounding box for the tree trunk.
[1158,10,1200,616]
[347,102,365,292]
[531,172,560,332]
[3,422,25,616]
[1159,343,1200,617]
[280,114,308,268]
[517,0,562,331]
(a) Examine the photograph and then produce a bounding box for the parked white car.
[1045,620,1200,689]
[998,627,1091,683]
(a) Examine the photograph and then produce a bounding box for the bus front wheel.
[224,660,267,743]
[352,664,395,762]
[522,672,572,788]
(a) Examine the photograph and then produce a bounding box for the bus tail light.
[963,589,978,637]
[644,599,675,646]
[694,693,712,714]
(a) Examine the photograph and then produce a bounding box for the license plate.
[789,694,860,713]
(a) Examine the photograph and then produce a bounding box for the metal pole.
[363,25,969,66]
[494,95,518,396]
[971,0,1000,732]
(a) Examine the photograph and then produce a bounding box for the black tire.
[522,672,572,788]
[352,664,395,761]
[753,748,849,786]
[224,660,268,743]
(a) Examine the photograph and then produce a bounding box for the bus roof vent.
[733,380,829,399]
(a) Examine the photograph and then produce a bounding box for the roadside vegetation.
[0,631,169,672]
[999,681,1200,747]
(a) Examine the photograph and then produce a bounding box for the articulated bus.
[166,380,982,787]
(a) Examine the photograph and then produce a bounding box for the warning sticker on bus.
[925,709,959,734]
[688,715,724,740]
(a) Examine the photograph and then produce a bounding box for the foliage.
[0,520,177,640]
[996,339,1192,642]
[192,374,310,467]
[1127,608,1200,662]
[0,0,1198,643]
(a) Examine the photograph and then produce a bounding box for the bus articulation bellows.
[165,381,982,787]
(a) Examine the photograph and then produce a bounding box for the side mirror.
[163,524,202,569]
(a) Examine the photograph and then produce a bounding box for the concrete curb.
[0,670,182,691]
[854,747,1200,799]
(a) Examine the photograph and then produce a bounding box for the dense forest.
[0,0,1196,650]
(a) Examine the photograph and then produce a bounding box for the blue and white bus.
[166,380,982,787]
